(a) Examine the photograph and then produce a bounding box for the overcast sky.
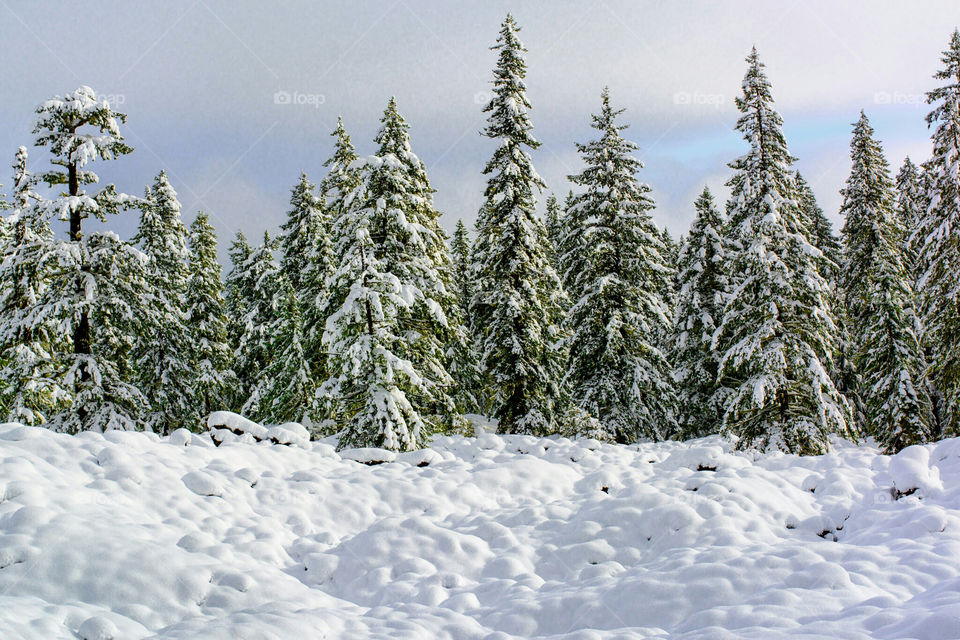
[1,1,958,262]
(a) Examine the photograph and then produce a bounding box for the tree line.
[0,17,957,455]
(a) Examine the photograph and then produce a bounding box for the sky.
[1,0,957,263]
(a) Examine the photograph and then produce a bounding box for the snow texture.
[1,424,959,638]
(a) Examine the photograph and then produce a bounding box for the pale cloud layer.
[1,1,957,259]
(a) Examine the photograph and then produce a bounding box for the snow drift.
[1,422,959,639]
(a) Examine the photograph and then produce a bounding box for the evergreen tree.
[795,172,842,284]
[371,98,458,429]
[449,219,482,414]
[255,276,315,425]
[451,220,473,322]
[714,50,851,454]
[224,231,253,411]
[322,99,457,448]
[32,87,147,432]
[186,212,234,424]
[134,171,193,433]
[560,88,676,442]
[895,157,924,276]
[471,15,565,435]
[0,147,68,424]
[280,173,330,423]
[544,193,563,271]
[916,29,960,435]
[321,179,426,451]
[236,231,282,417]
[839,111,932,451]
[672,187,728,438]
[280,173,327,293]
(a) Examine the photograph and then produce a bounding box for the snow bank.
[1,424,959,638]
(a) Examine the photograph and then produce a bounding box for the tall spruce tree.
[186,212,234,424]
[916,29,960,436]
[714,49,851,454]
[280,173,327,292]
[839,111,932,451]
[672,187,728,438]
[32,87,148,432]
[0,147,67,424]
[471,15,565,435]
[134,172,193,433]
[560,88,676,442]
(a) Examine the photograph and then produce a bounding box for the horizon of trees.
[0,17,958,456]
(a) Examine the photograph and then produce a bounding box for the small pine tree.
[795,172,842,284]
[449,219,482,414]
[255,276,316,425]
[186,212,234,425]
[561,88,676,442]
[224,231,253,410]
[916,29,960,436]
[672,187,728,438]
[839,111,932,452]
[134,172,193,433]
[714,50,851,454]
[32,87,147,432]
[471,15,566,435]
[544,193,563,271]
[895,157,924,276]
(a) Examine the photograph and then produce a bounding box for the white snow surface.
[1,424,959,639]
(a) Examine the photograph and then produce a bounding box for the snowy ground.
[1,421,959,639]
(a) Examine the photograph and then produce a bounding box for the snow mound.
[206,411,310,449]
[1,427,959,639]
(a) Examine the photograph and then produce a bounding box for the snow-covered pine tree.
[254,275,315,425]
[471,15,565,435]
[449,219,482,414]
[309,118,361,430]
[451,220,473,322]
[133,171,193,433]
[714,50,851,454]
[280,173,328,293]
[32,87,148,432]
[795,172,842,284]
[236,231,282,418]
[279,173,330,424]
[671,187,728,438]
[321,175,427,451]
[186,212,234,424]
[371,98,458,429]
[839,111,932,451]
[0,147,68,424]
[916,29,960,436]
[560,88,676,442]
[224,231,252,409]
[895,157,924,276]
[544,193,563,271]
